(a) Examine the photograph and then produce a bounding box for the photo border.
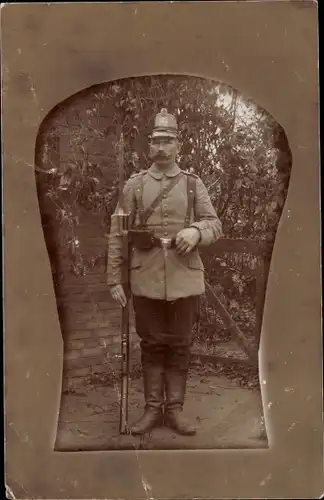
[3,2,322,498]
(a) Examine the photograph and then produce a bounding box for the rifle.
[111,126,131,435]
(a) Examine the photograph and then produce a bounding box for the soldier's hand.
[110,284,127,307]
[175,227,201,255]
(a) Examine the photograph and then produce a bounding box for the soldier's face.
[149,136,180,166]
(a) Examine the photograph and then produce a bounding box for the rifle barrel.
[119,227,130,435]
[115,125,131,435]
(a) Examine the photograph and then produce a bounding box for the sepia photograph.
[3,2,321,499]
[35,75,291,451]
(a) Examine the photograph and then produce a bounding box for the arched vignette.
[34,74,292,451]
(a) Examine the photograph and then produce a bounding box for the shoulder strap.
[129,169,147,180]
[139,173,183,227]
[184,174,197,227]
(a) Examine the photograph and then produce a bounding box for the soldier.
[107,108,223,436]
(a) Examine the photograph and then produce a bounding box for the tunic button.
[164,232,168,236]
[164,222,168,226]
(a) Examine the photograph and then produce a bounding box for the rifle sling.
[139,173,183,227]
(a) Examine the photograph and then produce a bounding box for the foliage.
[36,75,292,346]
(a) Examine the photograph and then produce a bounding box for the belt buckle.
[160,237,172,249]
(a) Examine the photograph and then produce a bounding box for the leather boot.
[164,370,196,436]
[129,365,164,435]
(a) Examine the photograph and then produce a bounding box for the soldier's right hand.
[110,284,127,307]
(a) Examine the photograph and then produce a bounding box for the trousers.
[132,295,199,371]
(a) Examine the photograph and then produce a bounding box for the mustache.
[154,152,170,159]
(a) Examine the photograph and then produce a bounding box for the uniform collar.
[148,162,181,179]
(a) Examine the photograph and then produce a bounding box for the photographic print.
[3,2,321,499]
[35,76,291,451]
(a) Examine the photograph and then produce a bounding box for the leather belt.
[151,236,177,249]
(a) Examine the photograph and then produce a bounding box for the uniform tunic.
[107,163,222,301]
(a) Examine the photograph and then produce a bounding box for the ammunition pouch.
[129,229,155,250]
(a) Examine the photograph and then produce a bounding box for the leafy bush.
[36,75,292,347]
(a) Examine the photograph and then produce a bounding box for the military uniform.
[107,109,222,435]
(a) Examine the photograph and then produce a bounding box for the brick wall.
[59,284,139,390]
[38,110,141,390]
[55,209,140,390]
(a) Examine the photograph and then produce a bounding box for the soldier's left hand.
[175,227,201,255]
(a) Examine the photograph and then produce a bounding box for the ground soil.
[55,358,268,451]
